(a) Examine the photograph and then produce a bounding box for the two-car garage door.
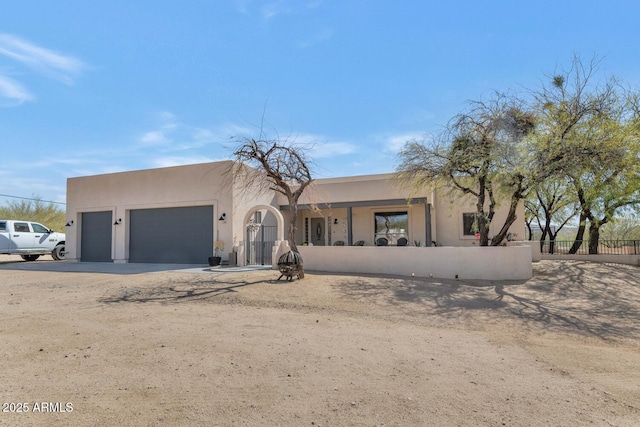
[129,206,213,264]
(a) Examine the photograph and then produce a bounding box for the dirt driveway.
[1,259,639,426]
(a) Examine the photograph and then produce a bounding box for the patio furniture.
[376,237,389,246]
[333,240,345,246]
[353,240,365,246]
[397,237,408,246]
[277,251,304,281]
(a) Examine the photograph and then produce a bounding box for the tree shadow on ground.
[98,274,278,305]
[333,261,640,342]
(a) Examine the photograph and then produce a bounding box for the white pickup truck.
[0,219,66,261]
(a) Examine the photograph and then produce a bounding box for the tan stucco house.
[65,160,527,278]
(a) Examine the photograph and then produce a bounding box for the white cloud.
[385,132,427,153]
[138,111,180,145]
[0,74,33,104]
[309,141,357,158]
[297,27,334,48]
[152,155,221,168]
[262,1,287,19]
[306,0,323,9]
[234,0,252,14]
[0,33,86,85]
[140,130,170,146]
[267,132,357,159]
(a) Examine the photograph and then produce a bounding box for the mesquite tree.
[396,93,535,246]
[531,56,640,254]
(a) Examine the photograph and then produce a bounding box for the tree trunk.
[569,211,587,254]
[525,220,533,241]
[288,202,298,253]
[477,178,490,246]
[588,222,600,254]
[490,195,519,246]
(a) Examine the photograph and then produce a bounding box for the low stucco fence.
[295,245,533,281]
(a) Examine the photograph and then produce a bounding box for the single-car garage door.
[129,205,213,264]
[81,211,113,262]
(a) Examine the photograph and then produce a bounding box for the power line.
[0,193,66,205]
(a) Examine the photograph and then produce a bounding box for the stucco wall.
[431,190,525,247]
[297,245,532,281]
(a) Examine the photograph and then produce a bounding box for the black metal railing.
[540,240,640,255]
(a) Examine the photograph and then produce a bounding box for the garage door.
[81,211,113,262]
[129,206,213,264]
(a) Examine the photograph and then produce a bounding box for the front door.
[310,218,325,246]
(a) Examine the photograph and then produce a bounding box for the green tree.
[531,56,640,253]
[396,93,535,246]
[525,181,579,253]
[0,197,65,231]
[599,216,640,241]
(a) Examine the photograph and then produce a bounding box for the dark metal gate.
[246,225,277,265]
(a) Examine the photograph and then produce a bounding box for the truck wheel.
[21,255,40,261]
[52,244,66,261]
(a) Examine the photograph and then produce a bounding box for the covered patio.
[281,197,433,248]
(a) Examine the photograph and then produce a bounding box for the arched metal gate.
[246,224,277,265]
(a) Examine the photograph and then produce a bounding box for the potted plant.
[208,240,225,266]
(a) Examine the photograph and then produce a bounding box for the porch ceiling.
[279,197,427,211]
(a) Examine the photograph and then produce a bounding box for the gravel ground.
[1,258,639,426]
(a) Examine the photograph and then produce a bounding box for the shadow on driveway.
[0,259,272,275]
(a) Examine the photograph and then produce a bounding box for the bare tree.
[231,135,314,254]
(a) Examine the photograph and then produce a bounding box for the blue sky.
[1,1,639,206]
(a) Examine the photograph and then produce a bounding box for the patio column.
[425,203,432,246]
[347,206,353,246]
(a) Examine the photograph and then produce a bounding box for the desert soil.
[1,257,639,426]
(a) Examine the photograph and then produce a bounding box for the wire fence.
[540,240,640,255]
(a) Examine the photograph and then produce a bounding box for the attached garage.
[129,205,213,264]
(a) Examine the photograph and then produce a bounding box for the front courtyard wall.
[298,245,532,280]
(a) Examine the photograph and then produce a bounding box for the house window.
[462,212,480,236]
[374,211,408,245]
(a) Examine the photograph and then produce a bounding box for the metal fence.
[540,239,640,255]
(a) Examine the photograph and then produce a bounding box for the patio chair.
[333,240,345,246]
[353,240,365,246]
[397,237,408,246]
[376,237,389,246]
